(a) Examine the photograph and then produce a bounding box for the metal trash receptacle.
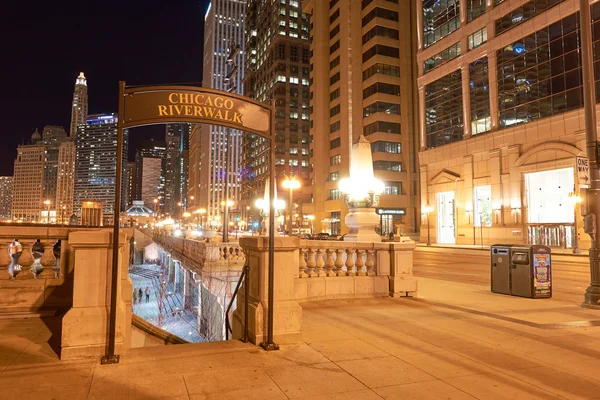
[491,244,513,295]
[510,245,552,299]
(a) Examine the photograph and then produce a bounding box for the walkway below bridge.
[3,274,600,399]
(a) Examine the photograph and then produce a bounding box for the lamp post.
[569,192,582,254]
[282,176,301,236]
[43,199,52,224]
[423,205,433,246]
[306,215,315,235]
[221,200,234,242]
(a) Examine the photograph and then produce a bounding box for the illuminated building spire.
[69,72,88,139]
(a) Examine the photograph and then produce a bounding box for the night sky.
[0,0,211,176]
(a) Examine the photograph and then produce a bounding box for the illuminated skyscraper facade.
[0,177,13,221]
[69,72,88,139]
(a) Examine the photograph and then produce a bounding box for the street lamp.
[569,192,582,254]
[423,205,434,246]
[306,215,315,235]
[43,199,52,224]
[282,176,301,235]
[221,199,234,242]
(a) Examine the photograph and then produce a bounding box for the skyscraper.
[164,124,191,215]
[41,125,68,205]
[126,162,137,207]
[11,131,46,222]
[69,72,88,139]
[56,140,76,223]
[0,177,13,221]
[188,0,246,222]
[303,0,419,236]
[74,114,129,224]
[135,140,166,209]
[241,0,312,229]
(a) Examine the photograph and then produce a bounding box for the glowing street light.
[282,176,301,235]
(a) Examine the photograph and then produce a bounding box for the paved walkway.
[2,278,600,399]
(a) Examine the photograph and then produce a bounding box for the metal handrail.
[225,261,249,342]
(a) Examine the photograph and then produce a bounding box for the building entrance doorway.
[436,191,455,244]
[525,167,574,248]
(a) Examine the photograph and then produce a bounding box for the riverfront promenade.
[2,276,600,399]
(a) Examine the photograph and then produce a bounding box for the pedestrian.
[145,286,150,303]
[132,288,138,304]
[138,287,143,303]
[8,239,22,278]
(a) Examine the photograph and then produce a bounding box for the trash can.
[510,245,552,299]
[490,244,551,298]
[491,244,512,295]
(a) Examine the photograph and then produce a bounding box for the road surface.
[413,247,591,304]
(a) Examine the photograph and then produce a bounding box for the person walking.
[132,288,138,304]
[8,239,22,278]
[138,287,143,303]
[145,286,150,303]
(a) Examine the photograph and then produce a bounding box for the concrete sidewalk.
[2,277,600,399]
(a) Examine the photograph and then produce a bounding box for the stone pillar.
[387,242,419,297]
[183,269,195,311]
[232,236,302,345]
[61,230,128,360]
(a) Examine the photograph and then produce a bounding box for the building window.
[470,57,491,136]
[364,121,401,136]
[468,27,487,50]
[373,160,402,171]
[363,7,399,26]
[363,82,401,99]
[330,8,340,24]
[330,154,341,165]
[467,0,485,21]
[328,171,340,181]
[496,0,564,36]
[330,24,340,39]
[330,138,341,149]
[330,105,341,117]
[330,88,340,101]
[383,181,401,195]
[329,189,340,200]
[474,185,492,227]
[425,70,463,149]
[371,141,401,153]
[363,102,401,117]
[330,121,341,133]
[422,0,460,48]
[362,26,399,45]
[330,72,340,85]
[363,63,400,81]
[362,0,399,8]
[497,14,583,128]
[424,42,461,73]
[330,56,340,69]
[363,45,400,62]
[330,40,340,54]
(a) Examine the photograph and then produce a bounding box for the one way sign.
[577,156,590,186]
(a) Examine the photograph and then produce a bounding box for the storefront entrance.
[436,191,455,244]
[525,167,574,248]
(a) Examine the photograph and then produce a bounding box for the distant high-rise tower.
[0,177,13,220]
[56,141,76,223]
[135,140,166,210]
[189,0,246,221]
[126,162,137,207]
[74,114,128,224]
[69,72,88,139]
[11,131,46,222]
[41,125,68,204]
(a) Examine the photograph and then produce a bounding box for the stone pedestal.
[232,236,302,345]
[61,230,128,360]
[344,207,381,243]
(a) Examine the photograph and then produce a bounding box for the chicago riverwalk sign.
[103,83,277,365]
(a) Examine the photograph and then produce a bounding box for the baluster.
[356,250,365,276]
[325,249,335,277]
[306,248,316,277]
[222,246,228,260]
[335,249,345,276]
[366,250,376,276]
[0,242,11,280]
[315,248,325,277]
[298,248,308,278]
[39,239,58,279]
[235,247,241,260]
[17,241,35,279]
[345,248,356,276]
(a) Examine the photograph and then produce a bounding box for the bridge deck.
[2,277,600,399]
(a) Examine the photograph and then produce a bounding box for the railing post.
[388,241,418,297]
[0,242,12,280]
[17,241,35,279]
[39,239,58,279]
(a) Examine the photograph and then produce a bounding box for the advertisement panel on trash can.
[532,245,551,298]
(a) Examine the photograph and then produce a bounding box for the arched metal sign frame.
[103,81,278,364]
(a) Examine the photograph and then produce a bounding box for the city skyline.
[0,0,211,176]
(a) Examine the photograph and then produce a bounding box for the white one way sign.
[577,156,590,186]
